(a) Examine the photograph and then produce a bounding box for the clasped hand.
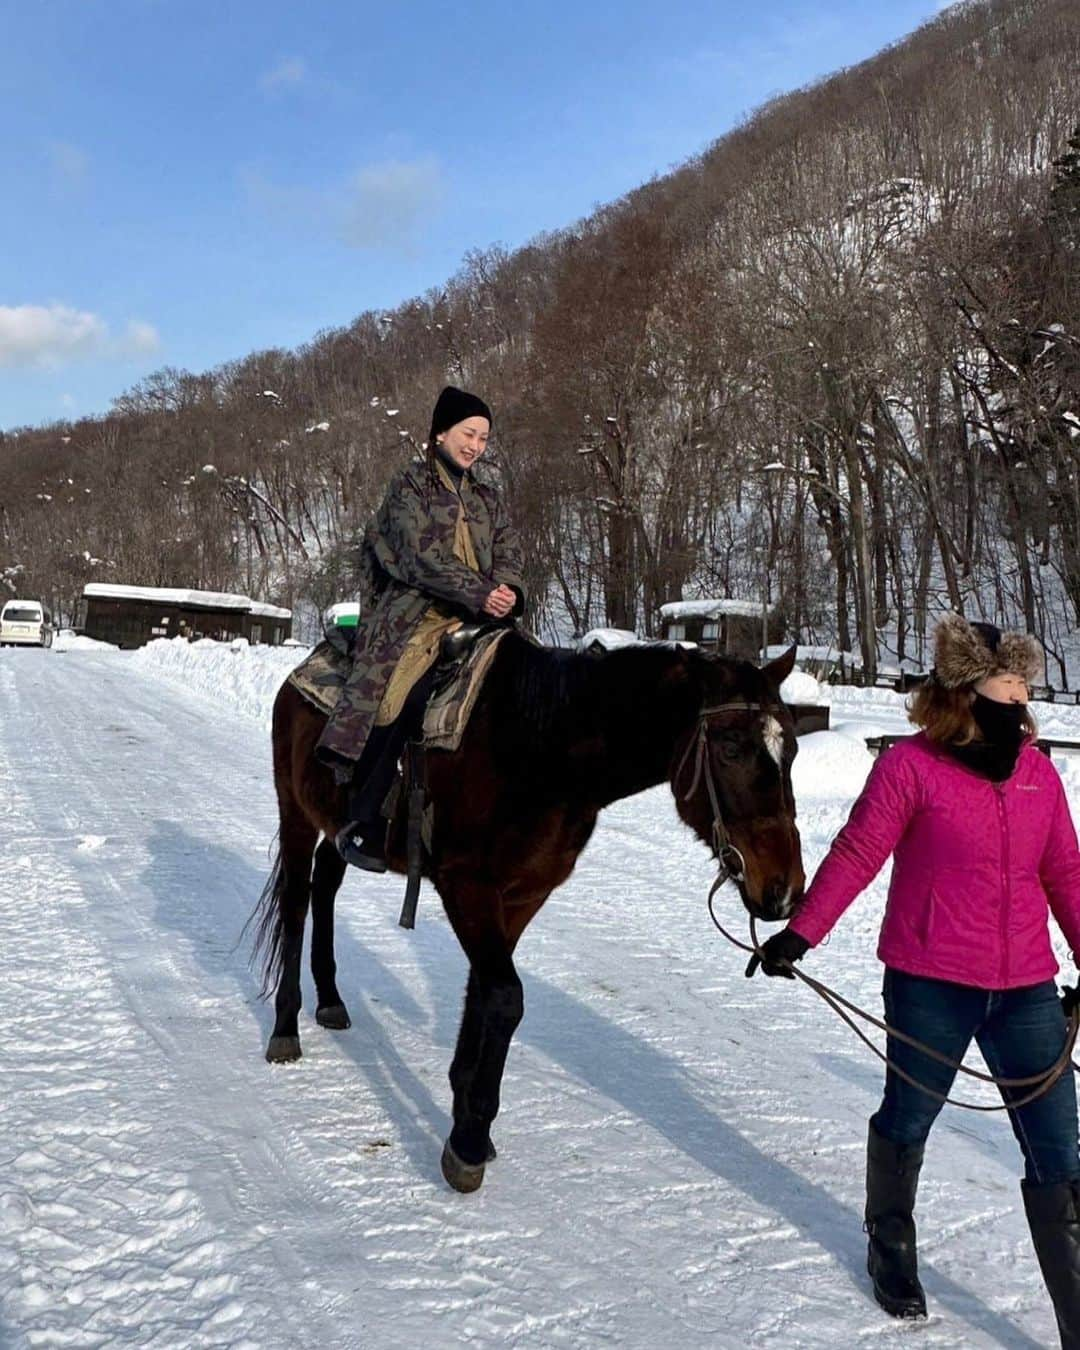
[482,584,517,619]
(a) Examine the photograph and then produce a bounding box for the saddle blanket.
[288,626,512,752]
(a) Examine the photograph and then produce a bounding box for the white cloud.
[258,57,308,93]
[46,140,90,190]
[123,319,162,355]
[242,155,444,254]
[0,305,161,369]
[338,157,443,251]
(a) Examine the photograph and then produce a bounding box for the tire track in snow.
[0,655,371,1347]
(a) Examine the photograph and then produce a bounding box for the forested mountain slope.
[3,0,1078,676]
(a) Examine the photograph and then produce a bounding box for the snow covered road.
[1,644,1075,1347]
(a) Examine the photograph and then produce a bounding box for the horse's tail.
[243,830,286,1000]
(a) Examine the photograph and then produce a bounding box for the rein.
[711,899,1080,1110]
[680,700,1080,1111]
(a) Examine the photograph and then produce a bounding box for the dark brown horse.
[249,632,804,1191]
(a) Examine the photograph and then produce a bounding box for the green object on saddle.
[326,602,360,629]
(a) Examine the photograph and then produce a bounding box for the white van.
[0,599,54,648]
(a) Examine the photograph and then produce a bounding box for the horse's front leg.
[440,886,522,1190]
[440,883,543,1193]
[443,955,523,1192]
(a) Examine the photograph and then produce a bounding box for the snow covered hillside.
[2,641,1080,1348]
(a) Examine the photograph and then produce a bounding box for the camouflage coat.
[315,457,525,771]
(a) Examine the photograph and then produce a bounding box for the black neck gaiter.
[945,694,1026,782]
[434,444,466,483]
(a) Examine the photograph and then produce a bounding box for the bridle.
[674,700,791,888]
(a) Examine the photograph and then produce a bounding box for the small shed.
[77,584,292,649]
[577,627,640,655]
[244,601,293,647]
[659,599,780,660]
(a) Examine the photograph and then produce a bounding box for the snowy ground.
[2,641,1080,1348]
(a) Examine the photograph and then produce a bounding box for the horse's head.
[670,645,805,922]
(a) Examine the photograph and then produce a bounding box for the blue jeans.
[872,968,1080,1185]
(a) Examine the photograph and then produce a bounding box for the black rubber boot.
[1022,1179,1080,1349]
[334,822,387,873]
[865,1121,927,1319]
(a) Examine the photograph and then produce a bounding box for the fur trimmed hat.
[932,613,1043,689]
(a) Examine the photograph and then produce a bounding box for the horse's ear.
[763,644,797,687]
[660,643,694,688]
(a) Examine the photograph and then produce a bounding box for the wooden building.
[658,598,780,659]
[77,584,292,649]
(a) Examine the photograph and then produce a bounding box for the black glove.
[1061,984,1080,1019]
[745,928,811,979]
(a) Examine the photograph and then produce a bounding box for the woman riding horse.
[259,383,805,1193]
[316,385,524,871]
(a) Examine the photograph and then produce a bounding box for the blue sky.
[1,0,949,431]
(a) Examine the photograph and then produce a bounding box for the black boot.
[334,821,387,872]
[865,1122,927,1319]
[1022,1179,1080,1348]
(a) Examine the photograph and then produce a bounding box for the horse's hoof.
[486,1139,497,1162]
[441,1140,486,1193]
[316,1004,351,1030]
[265,1035,302,1063]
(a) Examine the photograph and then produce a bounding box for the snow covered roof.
[659,599,775,622]
[578,627,640,651]
[763,643,853,663]
[83,583,291,618]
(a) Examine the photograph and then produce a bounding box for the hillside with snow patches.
[3,637,1080,1347]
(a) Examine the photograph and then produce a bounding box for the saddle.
[289,620,511,750]
[289,621,514,927]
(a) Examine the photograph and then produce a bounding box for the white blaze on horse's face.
[763,714,784,768]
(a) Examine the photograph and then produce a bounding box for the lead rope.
[681,705,1080,1112]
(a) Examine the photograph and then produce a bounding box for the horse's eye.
[716,736,741,761]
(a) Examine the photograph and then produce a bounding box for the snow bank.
[128,636,311,729]
[792,729,875,799]
[780,669,821,704]
[52,631,116,652]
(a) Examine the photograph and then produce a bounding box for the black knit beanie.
[427,386,493,447]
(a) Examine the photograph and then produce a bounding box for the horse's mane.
[493,632,692,752]
[496,634,599,742]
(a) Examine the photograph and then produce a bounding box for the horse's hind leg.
[311,839,351,1030]
[266,804,318,1063]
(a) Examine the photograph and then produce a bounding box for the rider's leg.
[336,666,439,870]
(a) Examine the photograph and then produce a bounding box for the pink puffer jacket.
[789,733,1080,989]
